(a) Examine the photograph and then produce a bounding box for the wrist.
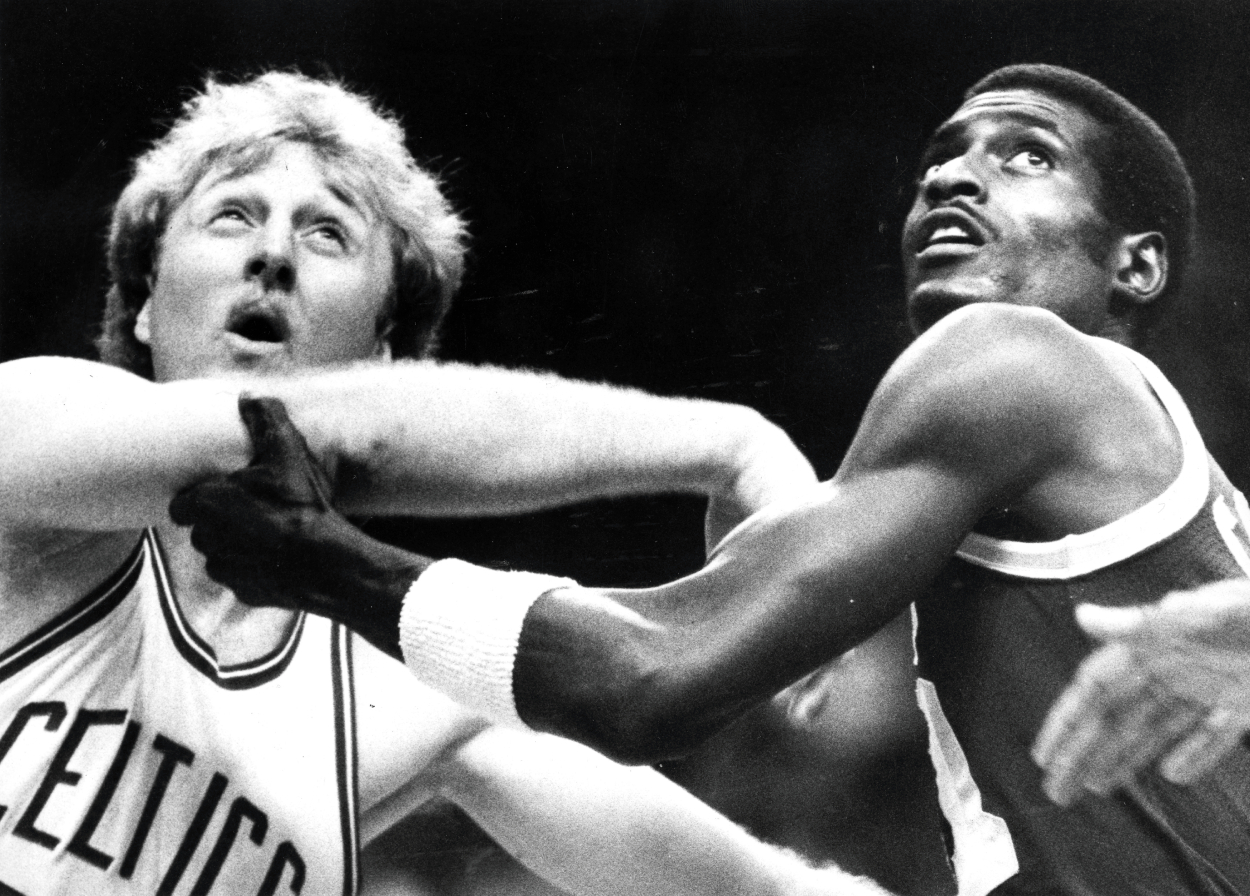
[398,559,576,728]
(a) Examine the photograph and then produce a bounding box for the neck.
[155,523,300,665]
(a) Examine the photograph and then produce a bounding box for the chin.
[907,293,970,334]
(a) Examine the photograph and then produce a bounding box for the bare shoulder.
[0,354,147,395]
[0,358,151,646]
[352,633,489,844]
[857,306,1111,458]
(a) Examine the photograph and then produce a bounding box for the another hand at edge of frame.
[1033,578,1250,805]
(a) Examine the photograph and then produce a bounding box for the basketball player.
[176,65,1250,895]
[0,72,890,895]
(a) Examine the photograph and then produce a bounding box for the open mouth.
[925,223,979,247]
[226,306,288,345]
[915,210,986,254]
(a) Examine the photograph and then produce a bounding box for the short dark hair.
[966,64,1197,307]
[98,72,467,378]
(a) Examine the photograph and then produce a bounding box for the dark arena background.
[4,2,1250,893]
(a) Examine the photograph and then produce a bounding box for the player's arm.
[0,355,811,534]
[431,724,895,896]
[257,359,815,524]
[0,356,251,531]
[352,633,893,896]
[511,307,1082,761]
[177,305,1087,760]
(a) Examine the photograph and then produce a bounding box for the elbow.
[574,648,733,766]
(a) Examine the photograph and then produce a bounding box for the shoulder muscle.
[844,305,1107,501]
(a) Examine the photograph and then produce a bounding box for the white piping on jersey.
[146,529,306,684]
[1213,492,1250,576]
[913,610,1019,896]
[955,341,1209,580]
[332,623,361,896]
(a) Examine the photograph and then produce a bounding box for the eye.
[307,221,348,249]
[210,206,250,227]
[1006,146,1053,171]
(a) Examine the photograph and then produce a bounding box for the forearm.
[512,490,933,762]
[442,727,890,896]
[258,359,810,516]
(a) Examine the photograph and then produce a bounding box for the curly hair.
[966,64,1197,312]
[97,71,467,377]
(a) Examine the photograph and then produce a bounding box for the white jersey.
[0,530,359,895]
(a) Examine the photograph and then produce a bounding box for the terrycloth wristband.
[398,558,575,729]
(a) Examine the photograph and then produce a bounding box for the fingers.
[1160,707,1246,784]
[170,478,237,529]
[170,478,270,553]
[1034,642,1138,770]
[1066,697,1205,801]
[1074,602,1152,642]
[1034,642,1203,805]
[238,395,334,509]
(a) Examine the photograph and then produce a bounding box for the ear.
[1111,232,1167,309]
[134,299,153,346]
[375,315,395,361]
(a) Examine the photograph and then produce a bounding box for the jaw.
[905,270,1007,334]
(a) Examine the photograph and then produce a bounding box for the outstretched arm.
[1033,579,1250,806]
[0,355,811,534]
[178,307,1094,763]
[436,724,896,896]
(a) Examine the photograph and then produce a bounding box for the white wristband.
[398,558,575,729]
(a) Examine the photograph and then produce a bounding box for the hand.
[1033,579,1250,805]
[170,396,428,656]
[705,418,818,554]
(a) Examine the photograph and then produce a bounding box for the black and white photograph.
[4,2,1250,894]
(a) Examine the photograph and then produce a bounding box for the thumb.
[238,394,334,510]
[1074,602,1152,642]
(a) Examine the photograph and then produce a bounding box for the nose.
[921,153,985,205]
[245,236,295,292]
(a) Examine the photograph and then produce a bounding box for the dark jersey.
[915,341,1250,896]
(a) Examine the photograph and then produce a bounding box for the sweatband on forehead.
[398,559,576,728]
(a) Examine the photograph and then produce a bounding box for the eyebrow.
[197,175,371,226]
[926,108,1065,151]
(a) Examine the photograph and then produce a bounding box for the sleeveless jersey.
[0,530,360,896]
[914,341,1250,896]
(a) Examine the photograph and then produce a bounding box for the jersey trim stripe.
[913,605,1018,896]
[955,342,1209,580]
[147,529,307,690]
[0,537,144,683]
[332,623,360,896]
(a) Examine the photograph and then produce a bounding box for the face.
[136,142,395,381]
[902,89,1120,335]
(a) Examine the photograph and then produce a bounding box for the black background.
[5,2,1250,892]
